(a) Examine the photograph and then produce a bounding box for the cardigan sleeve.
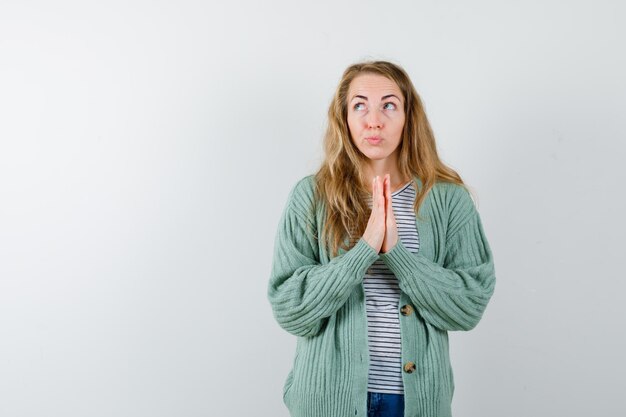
[267,181,380,338]
[379,187,496,331]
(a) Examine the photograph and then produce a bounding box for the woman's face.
[346,73,405,163]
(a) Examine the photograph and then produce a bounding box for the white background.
[1,1,625,416]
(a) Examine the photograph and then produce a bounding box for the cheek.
[395,116,406,133]
[347,117,359,137]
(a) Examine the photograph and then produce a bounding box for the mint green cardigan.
[267,174,496,417]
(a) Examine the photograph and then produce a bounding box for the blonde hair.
[314,60,466,257]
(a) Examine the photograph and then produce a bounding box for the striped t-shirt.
[364,180,419,394]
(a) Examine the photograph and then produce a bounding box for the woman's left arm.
[379,189,496,331]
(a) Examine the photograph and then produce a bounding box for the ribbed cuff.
[378,239,422,277]
[341,237,380,274]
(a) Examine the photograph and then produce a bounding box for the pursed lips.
[365,136,382,144]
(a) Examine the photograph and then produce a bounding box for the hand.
[362,174,398,254]
[381,174,398,253]
[362,175,386,253]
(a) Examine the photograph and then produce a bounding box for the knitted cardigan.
[267,174,496,417]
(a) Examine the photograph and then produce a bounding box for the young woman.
[267,60,496,417]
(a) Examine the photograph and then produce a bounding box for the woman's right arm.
[267,179,380,338]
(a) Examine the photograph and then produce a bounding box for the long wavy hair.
[314,60,467,258]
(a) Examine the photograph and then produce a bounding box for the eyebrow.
[350,94,402,102]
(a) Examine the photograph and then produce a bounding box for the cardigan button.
[403,361,416,373]
[400,304,414,316]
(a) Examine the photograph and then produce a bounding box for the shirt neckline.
[366,180,413,200]
[392,180,413,196]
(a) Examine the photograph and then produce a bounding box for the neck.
[363,159,409,190]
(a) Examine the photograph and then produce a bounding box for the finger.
[386,175,394,224]
[374,176,378,200]
[387,174,391,209]
[385,174,390,199]
[371,177,375,211]
[372,176,378,215]
[377,176,384,210]
[384,174,389,213]
[373,176,378,200]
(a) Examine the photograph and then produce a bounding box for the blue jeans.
[367,391,404,417]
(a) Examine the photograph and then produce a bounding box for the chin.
[362,151,391,161]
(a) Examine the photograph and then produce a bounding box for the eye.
[353,102,365,111]
[383,102,397,110]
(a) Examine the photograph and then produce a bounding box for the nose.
[366,109,383,129]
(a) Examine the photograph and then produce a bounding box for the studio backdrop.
[0,1,624,416]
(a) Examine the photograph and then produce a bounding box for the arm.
[379,190,496,331]
[267,180,380,337]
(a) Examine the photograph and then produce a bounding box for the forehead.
[348,73,402,98]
